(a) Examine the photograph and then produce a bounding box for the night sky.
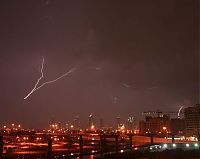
[0,0,199,128]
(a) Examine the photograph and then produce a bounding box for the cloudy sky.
[0,0,198,128]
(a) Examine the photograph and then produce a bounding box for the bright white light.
[70,125,74,129]
[24,57,76,99]
[172,144,176,147]
[120,124,125,130]
[91,124,95,130]
[163,144,167,148]
[187,136,198,141]
[186,143,190,147]
[120,150,124,153]
[70,153,74,156]
[194,143,198,147]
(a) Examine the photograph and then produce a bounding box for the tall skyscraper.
[116,115,121,129]
[184,104,200,136]
[88,113,94,129]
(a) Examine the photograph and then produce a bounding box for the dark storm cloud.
[0,0,198,128]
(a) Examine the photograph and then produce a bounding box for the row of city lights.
[162,143,199,148]
[150,143,199,150]
[3,124,21,129]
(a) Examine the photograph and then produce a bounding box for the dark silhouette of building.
[170,118,185,135]
[140,111,185,135]
[139,115,170,134]
[184,104,200,136]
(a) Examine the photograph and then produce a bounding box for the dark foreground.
[96,149,200,159]
[2,149,200,159]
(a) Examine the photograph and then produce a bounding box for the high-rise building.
[184,104,200,136]
[88,113,94,129]
[116,115,121,129]
[139,115,185,135]
[170,118,185,135]
[127,116,136,130]
[139,115,171,134]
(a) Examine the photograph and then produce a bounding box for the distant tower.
[127,116,136,130]
[88,113,94,128]
[73,116,80,130]
[116,115,121,129]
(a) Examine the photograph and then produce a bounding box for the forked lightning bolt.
[24,57,76,99]
[178,106,183,117]
[24,57,45,99]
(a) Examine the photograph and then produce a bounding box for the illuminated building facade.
[184,104,200,136]
[127,116,136,130]
[116,115,121,129]
[139,115,170,134]
[139,115,185,135]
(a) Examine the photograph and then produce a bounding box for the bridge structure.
[0,132,199,158]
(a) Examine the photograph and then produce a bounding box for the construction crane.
[142,108,184,118]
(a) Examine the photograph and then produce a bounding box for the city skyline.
[0,0,199,128]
